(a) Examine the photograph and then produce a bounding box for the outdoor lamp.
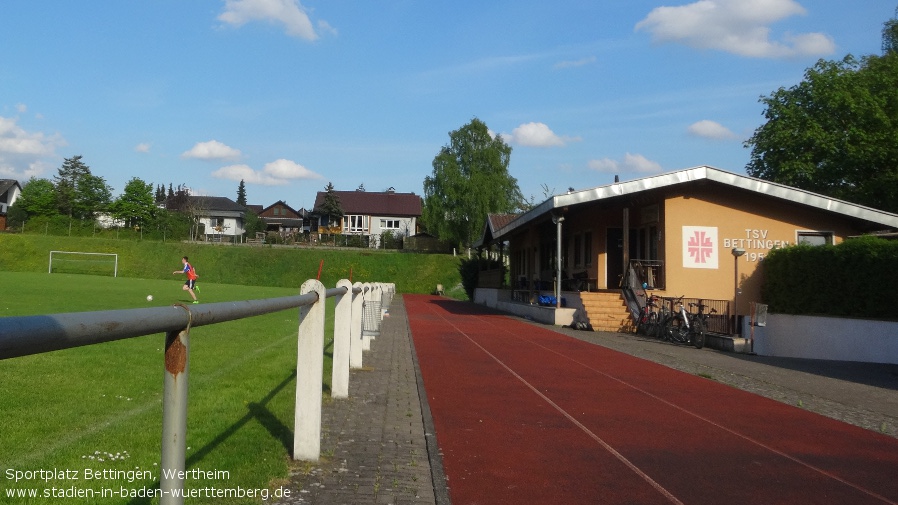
[731,247,745,300]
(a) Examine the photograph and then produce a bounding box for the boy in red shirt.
[173,256,199,303]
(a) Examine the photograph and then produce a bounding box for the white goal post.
[49,251,119,277]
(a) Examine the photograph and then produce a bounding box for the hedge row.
[761,236,898,319]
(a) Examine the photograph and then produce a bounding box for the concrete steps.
[580,291,634,333]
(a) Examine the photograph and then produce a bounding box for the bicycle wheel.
[665,316,689,343]
[646,311,660,339]
[691,317,706,349]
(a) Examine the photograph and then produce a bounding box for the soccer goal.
[48,251,119,277]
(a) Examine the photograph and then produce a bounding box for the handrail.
[0,293,321,360]
[0,286,367,360]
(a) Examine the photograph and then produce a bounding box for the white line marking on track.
[424,306,685,505]
[464,310,898,505]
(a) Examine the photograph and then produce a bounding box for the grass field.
[0,271,338,504]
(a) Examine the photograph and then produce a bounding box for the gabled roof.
[187,196,246,213]
[0,179,21,197]
[488,165,898,242]
[260,200,302,217]
[313,190,422,216]
[474,213,520,248]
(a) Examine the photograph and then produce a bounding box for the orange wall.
[507,185,864,316]
[663,186,854,314]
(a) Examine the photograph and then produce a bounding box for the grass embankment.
[0,233,465,297]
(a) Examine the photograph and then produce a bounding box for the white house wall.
[200,217,244,236]
[369,216,416,237]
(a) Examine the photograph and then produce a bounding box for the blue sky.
[1,1,894,209]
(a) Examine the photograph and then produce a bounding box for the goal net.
[49,251,119,277]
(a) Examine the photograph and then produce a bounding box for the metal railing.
[629,259,665,290]
[660,296,732,335]
[0,279,395,505]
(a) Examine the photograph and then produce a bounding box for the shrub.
[458,257,503,301]
[762,235,898,319]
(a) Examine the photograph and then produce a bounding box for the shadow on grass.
[128,371,296,505]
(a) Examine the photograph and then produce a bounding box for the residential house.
[312,188,423,244]
[185,196,246,243]
[0,179,22,230]
[257,200,311,238]
[473,166,898,332]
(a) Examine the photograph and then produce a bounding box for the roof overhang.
[489,165,898,242]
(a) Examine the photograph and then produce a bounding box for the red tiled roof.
[488,213,519,231]
[313,191,422,216]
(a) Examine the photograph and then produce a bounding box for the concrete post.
[294,279,325,461]
[331,279,352,399]
[350,282,364,369]
[362,283,373,351]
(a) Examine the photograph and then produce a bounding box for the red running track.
[405,295,898,505]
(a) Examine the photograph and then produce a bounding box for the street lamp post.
[731,247,746,333]
[552,214,565,308]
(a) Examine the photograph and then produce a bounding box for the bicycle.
[634,291,663,338]
[663,297,716,349]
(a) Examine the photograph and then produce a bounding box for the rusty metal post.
[160,326,190,505]
[350,282,364,369]
[331,279,352,399]
[294,279,325,461]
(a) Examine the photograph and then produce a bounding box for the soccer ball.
[147,295,153,302]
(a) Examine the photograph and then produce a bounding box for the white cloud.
[218,0,325,41]
[135,143,151,153]
[687,120,737,140]
[635,0,835,58]
[0,115,65,180]
[587,158,620,173]
[181,140,242,161]
[212,159,323,186]
[262,158,322,180]
[588,153,662,174]
[501,122,580,148]
[0,117,58,156]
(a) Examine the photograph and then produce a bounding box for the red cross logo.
[687,230,714,264]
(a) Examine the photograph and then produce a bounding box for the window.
[573,235,582,267]
[343,215,368,233]
[380,219,400,230]
[797,231,833,246]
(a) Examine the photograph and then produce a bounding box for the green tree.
[745,10,898,213]
[54,155,90,218]
[75,173,113,219]
[155,184,166,203]
[52,155,112,219]
[883,7,898,54]
[236,179,247,206]
[317,182,343,227]
[422,118,523,249]
[14,177,58,217]
[110,177,155,228]
[243,209,265,238]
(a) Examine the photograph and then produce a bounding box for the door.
[606,228,638,288]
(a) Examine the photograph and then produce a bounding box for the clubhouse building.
[472,166,898,339]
